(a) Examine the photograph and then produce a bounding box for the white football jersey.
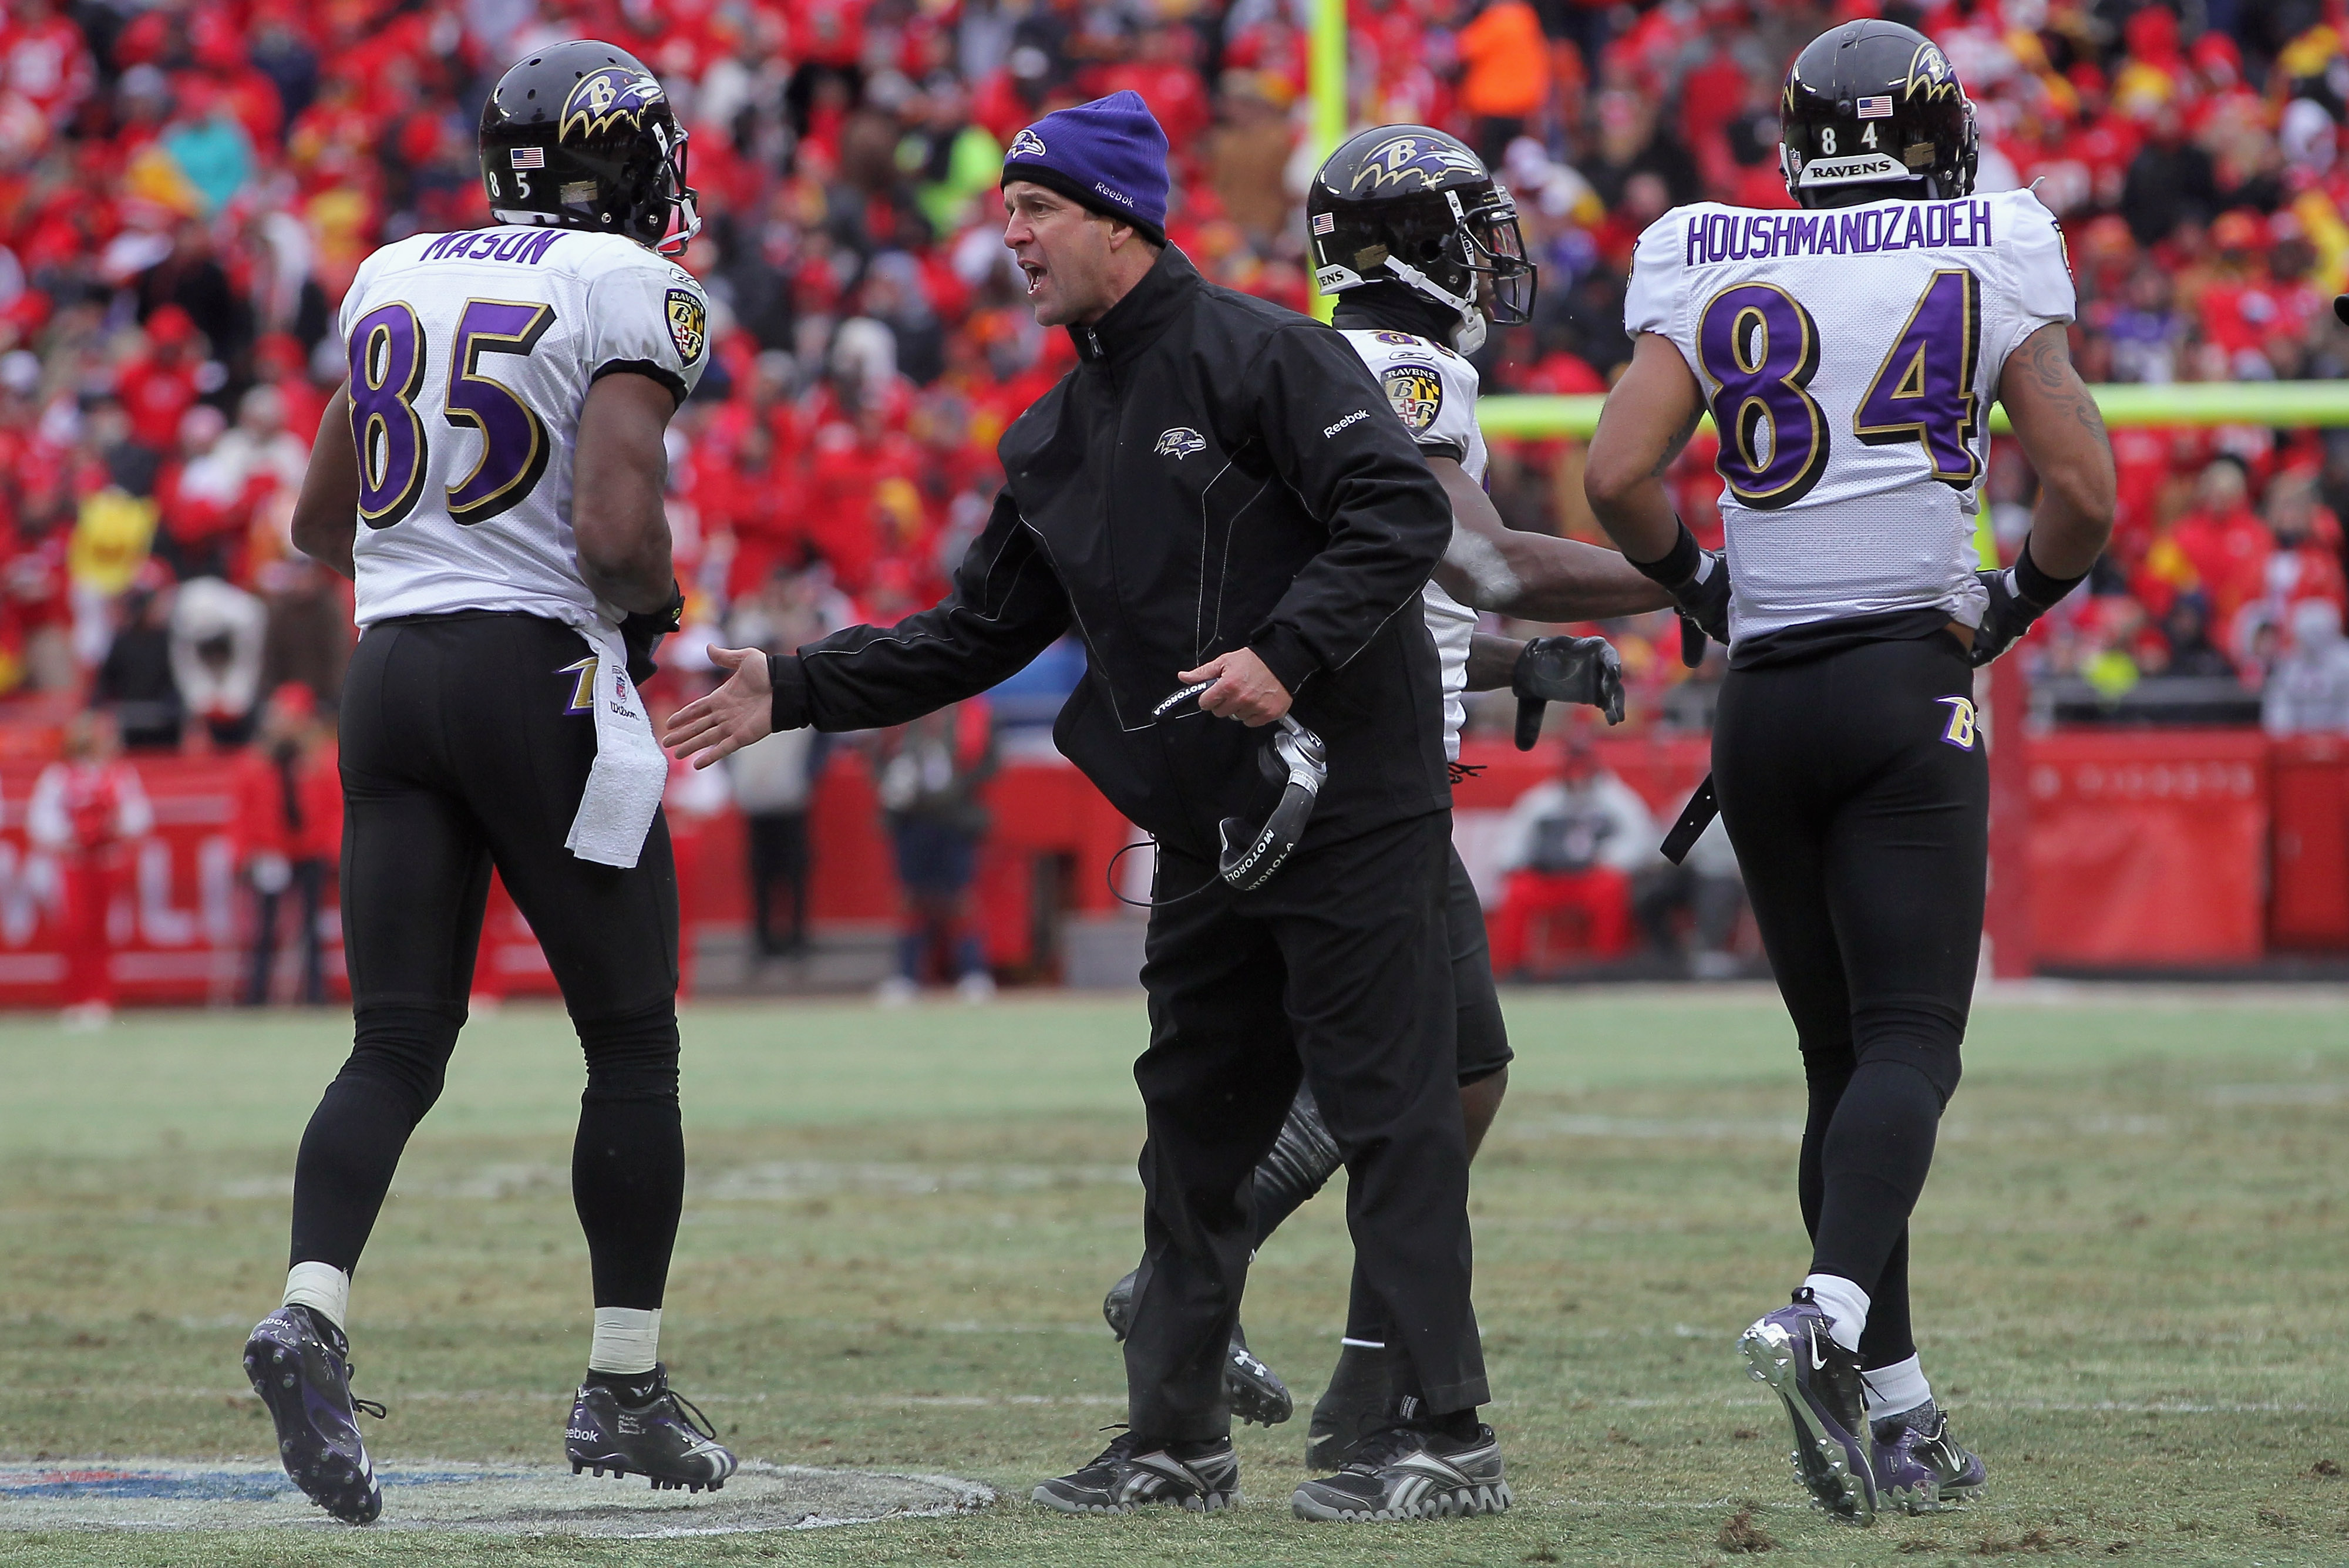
[1624,188,2074,648]
[1341,328,1486,760]
[335,227,711,628]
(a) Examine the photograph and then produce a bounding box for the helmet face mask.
[1778,20,1978,208]
[1308,125,1539,352]
[479,41,702,255]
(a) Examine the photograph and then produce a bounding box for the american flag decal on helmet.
[1857,96,1893,118]
[1312,211,1335,234]
[510,147,546,167]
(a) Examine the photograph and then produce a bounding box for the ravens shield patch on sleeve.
[1381,362,1445,435]
[665,288,706,364]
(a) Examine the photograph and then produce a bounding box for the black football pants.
[1712,634,1986,1371]
[1125,810,1486,1442]
[288,613,684,1310]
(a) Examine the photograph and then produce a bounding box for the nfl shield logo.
[665,289,706,364]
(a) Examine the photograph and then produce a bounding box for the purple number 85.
[345,297,557,530]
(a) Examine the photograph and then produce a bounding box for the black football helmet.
[478,40,700,255]
[1779,19,1978,207]
[1307,125,1534,354]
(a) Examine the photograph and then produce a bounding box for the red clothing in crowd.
[234,742,343,867]
[2170,503,2274,625]
[28,759,153,1008]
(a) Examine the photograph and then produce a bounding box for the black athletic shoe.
[243,1305,386,1526]
[1032,1428,1241,1515]
[1101,1268,1292,1427]
[1871,1400,1987,1514]
[1226,1323,1294,1427]
[1738,1290,1876,1522]
[1290,1412,1510,1522]
[565,1365,738,1492]
[1304,1340,1399,1470]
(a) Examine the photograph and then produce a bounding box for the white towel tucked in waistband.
[554,613,667,869]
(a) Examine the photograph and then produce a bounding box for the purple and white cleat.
[566,1365,737,1492]
[242,1305,386,1525]
[1872,1401,1986,1514]
[1737,1288,1876,1523]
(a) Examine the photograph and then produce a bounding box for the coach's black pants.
[1712,634,1986,1371]
[1125,811,1485,1442]
[288,613,684,1310]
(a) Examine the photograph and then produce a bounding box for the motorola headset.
[1112,682,1329,905]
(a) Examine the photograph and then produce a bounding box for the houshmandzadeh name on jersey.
[1682,198,1997,267]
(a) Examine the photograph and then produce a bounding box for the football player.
[1584,19,2114,1521]
[242,41,736,1522]
[1097,124,1677,1475]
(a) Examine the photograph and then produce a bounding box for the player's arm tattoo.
[1647,404,1703,477]
[2017,327,2107,440]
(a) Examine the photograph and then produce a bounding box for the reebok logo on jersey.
[665,289,706,364]
[1323,409,1370,438]
[1154,426,1206,459]
[1381,364,1445,434]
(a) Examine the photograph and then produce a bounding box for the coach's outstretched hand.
[664,645,777,769]
[1512,635,1624,748]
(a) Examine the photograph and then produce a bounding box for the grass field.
[2,985,2345,1566]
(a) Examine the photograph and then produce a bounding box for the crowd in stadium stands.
[7,0,2349,755]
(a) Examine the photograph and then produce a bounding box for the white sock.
[1862,1354,1933,1421]
[588,1307,662,1375]
[282,1262,351,1334]
[1802,1273,1870,1353]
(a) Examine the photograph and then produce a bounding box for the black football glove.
[1627,520,1731,667]
[1512,634,1625,749]
[1966,566,2047,669]
[618,581,686,685]
[1672,550,1732,658]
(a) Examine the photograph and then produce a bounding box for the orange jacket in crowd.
[1456,0,1551,120]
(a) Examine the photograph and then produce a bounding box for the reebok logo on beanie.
[1002,90,1169,244]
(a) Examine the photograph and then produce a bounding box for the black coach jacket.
[772,244,1453,862]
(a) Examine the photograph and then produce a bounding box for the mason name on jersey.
[336,227,709,629]
[1627,186,2074,645]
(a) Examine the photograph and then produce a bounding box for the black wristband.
[1627,520,1702,589]
[2011,538,2088,610]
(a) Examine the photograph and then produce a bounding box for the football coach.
[663,92,1504,1522]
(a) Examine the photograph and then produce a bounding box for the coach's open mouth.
[1019,261,1045,295]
